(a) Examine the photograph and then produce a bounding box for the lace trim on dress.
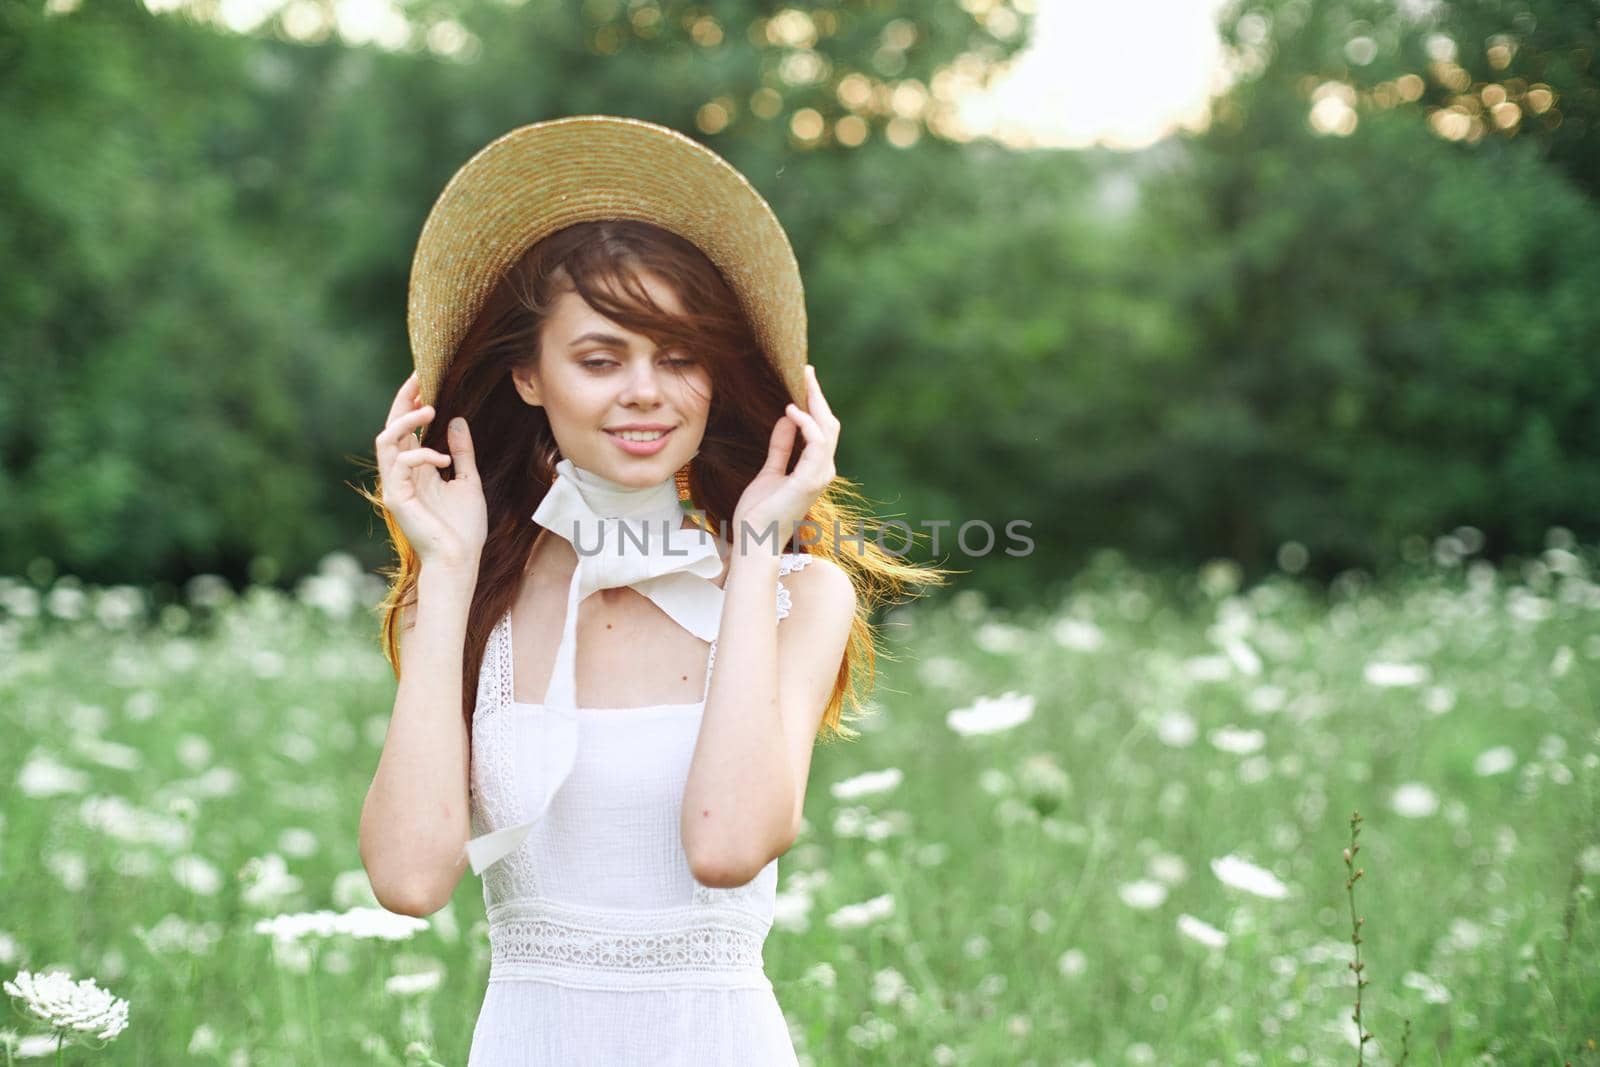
[486,897,774,991]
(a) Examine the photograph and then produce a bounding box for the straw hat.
[407,114,808,410]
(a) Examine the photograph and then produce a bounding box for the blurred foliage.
[1213,0,1600,198]
[2,0,1597,606]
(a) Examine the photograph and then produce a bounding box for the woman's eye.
[579,355,694,370]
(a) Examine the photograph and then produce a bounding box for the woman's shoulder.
[775,552,856,617]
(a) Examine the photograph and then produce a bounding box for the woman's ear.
[511,365,544,408]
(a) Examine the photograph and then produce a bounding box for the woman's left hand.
[732,364,840,556]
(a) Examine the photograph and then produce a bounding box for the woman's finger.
[376,406,434,458]
[785,403,827,449]
[386,371,420,426]
[805,366,840,431]
[447,417,479,483]
[396,447,452,468]
[785,403,836,485]
[759,411,797,475]
[378,402,431,440]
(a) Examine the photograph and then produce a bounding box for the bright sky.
[122,0,1239,151]
[956,0,1237,150]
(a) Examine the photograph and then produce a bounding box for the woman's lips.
[604,426,675,456]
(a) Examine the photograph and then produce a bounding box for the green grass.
[2,543,1597,1065]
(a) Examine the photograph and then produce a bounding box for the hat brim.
[407,114,808,410]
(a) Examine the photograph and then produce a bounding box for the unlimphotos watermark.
[559,514,1035,558]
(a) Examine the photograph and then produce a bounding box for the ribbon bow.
[463,457,726,876]
[532,457,726,711]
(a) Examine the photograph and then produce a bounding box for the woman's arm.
[358,560,477,916]
[680,552,855,886]
[680,548,786,886]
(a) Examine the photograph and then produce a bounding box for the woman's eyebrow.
[567,331,632,348]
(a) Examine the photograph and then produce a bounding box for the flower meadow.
[2,533,1597,1064]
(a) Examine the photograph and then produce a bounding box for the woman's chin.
[586,450,685,487]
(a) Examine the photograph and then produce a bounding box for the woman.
[358,117,944,1065]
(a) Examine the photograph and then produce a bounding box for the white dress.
[465,552,815,1066]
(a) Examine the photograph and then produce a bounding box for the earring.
[675,449,699,503]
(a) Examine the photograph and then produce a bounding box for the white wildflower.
[831,806,866,838]
[277,828,319,858]
[3,969,130,1042]
[337,907,427,941]
[1222,639,1262,676]
[825,893,895,930]
[801,962,836,988]
[1237,755,1272,783]
[1390,782,1439,818]
[134,914,224,957]
[172,855,223,896]
[1423,686,1456,715]
[1018,754,1070,805]
[1446,917,1484,951]
[176,735,213,771]
[946,692,1034,737]
[1117,879,1167,910]
[79,796,191,851]
[1051,617,1104,652]
[1507,591,1552,622]
[974,621,1027,654]
[977,768,1013,795]
[46,852,87,892]
[254,907,428,943]
[15,1032,66,1058]
[1176,913,1228,948]
[772,888,814,933]
[870,967,907,1005]
[1247,685,1287,713]
[1183,654,1232,681]
[1364,661,1429,687]
[384,970,442,997]
[1401,970,1452,1004]
[830,768,903,800]
[1146,853,1188,885]
[1474,746,1517,777]
[17,752,89,798]
[187,1024,221,1055]
[1155,709,1198,748]
[239,854,303,909]
[254,911,339,943]
[70,737,142,772]
[1210,854,1289,899]
[916,655,968,690]
[1208,726,1266,755]
[1198,559,1242,597]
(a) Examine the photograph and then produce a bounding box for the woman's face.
[513,271,712,489]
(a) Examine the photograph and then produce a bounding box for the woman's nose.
[619,361,663,405]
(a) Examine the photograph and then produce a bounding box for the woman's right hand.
[376,371,487,571]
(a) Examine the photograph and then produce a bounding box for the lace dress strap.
[473,609,515,722]
[702,552,814,693]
